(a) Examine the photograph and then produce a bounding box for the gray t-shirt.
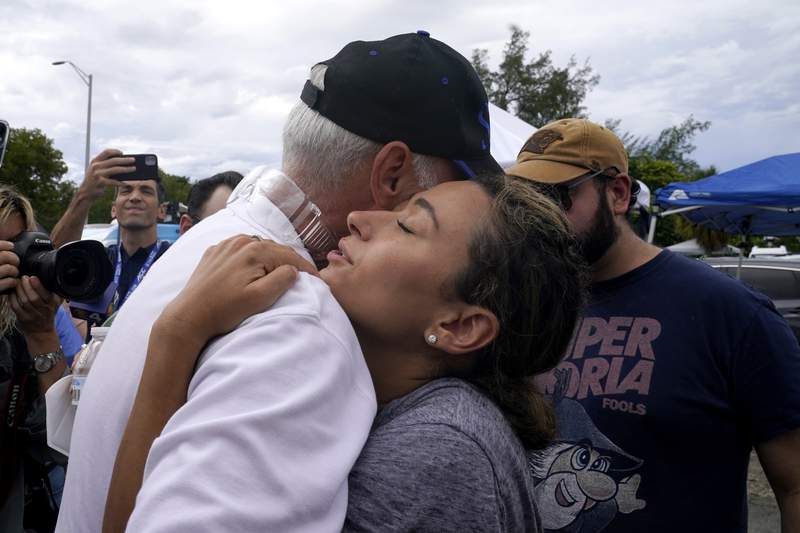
[345,378,541,532]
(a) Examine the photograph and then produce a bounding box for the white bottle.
[70,326,109,406]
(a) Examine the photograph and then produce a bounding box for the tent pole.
[647,215,658,244]
[737,243,744,280]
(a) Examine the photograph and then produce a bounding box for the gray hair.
[282,64,441,194]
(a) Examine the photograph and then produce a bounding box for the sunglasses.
[537,167,617,211]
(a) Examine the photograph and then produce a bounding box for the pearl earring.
[426,334,438,345]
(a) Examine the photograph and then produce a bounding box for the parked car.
[703,257,800,341]
[749,245,798,260]
[80,221,180,248]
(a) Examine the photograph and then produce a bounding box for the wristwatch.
[32,347,65,374]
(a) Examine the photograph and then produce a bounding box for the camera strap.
[0,331,32,507]
[112,241,162,310]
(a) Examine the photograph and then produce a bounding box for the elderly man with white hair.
[57,31,502,533]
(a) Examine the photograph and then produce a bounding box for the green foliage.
[471,25,600,127]
[159,170,192,206]
[87,188,115,224]
[627,158,683,246]
[628,157,684,193]
[0,127,74,231]
[606,116,712,177]
[605,118,724,249]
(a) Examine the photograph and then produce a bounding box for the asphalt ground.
[748,451,780,533]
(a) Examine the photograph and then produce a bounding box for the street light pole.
[85,73,92,173]
[52,60,93,172]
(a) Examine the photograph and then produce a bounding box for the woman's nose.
[347,211,369,240]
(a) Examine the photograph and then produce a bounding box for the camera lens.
[145,155,156,166]
[54,240,113,300]
[61,255,87,288]
[55,248,92,298]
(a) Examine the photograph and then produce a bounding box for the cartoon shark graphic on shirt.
[529,368,646,532]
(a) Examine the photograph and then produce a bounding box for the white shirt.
[56,169,376,533]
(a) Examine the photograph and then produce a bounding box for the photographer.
[1,186,67,532]
[50,149,170,312]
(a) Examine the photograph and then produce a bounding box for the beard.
[0,295,16,337]
[577,189,619,265]
[118,217,156,231]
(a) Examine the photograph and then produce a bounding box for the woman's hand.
[9,274,61,336]
[159,235,318,342]
[0,240,21,293]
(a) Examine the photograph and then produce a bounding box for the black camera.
[9,232,113,300]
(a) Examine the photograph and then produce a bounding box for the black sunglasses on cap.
[537,167,618,211]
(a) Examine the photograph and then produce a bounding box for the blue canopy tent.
[652,153,800,240]
[651,153,800,277]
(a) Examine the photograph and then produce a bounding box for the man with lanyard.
[51,150,170,313]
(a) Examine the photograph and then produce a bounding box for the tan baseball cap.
[507,118,628,184]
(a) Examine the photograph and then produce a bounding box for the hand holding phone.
[112,154,159,182]
[79,150,159,201]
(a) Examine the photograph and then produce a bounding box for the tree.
[606,116,713,177]
[607,117,726,251]
[627,158,685,246]
[471,25,600,126]
[0,127,74,231]
[159,170,192,207]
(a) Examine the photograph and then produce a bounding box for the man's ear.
[607,173,633,216]
[369,141,423,210]
[110,204,117,219]
[178,214,193,235]
[427,305,499,356]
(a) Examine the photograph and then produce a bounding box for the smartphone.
[0,120,9,168]
[113,153,159,181]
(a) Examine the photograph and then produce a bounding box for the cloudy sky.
[2,0,798,183]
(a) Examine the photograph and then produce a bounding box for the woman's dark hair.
[451,174,588,449]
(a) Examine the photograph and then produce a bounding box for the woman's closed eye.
[397,220,414,234]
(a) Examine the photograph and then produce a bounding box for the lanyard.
[113,242,160,310]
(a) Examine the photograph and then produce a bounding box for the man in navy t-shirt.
[509,119,800,532]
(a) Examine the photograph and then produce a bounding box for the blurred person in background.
[511,119,800,533]
[51,152,170,313]
[178,171,243,235]
[0,186,68,533]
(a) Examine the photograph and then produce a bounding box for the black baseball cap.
[300,31,503,179]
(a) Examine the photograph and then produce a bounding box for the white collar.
[228,167,336,263]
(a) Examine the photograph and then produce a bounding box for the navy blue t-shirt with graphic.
[530,250,800,533]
